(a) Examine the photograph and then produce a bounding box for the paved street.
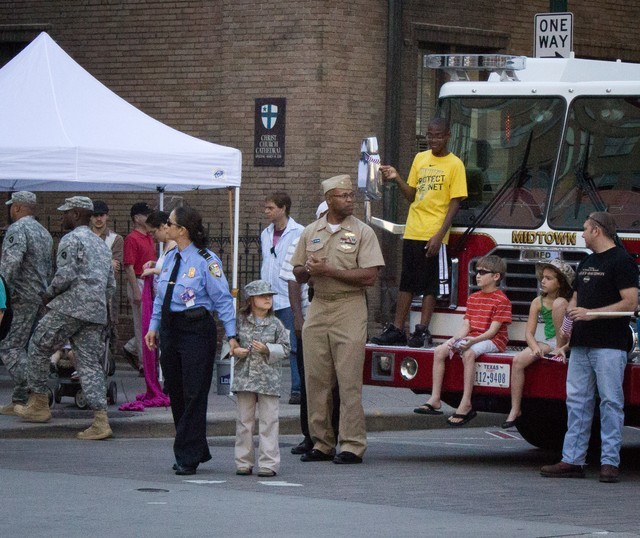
[2,427,640,537]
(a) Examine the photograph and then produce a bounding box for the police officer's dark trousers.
[160,310,216,468]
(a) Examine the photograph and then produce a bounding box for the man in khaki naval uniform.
[292,175,384,464]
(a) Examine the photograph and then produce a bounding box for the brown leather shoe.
[540,461,585,478]
[599,464,620,483]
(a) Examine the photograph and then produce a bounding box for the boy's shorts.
[468,340,499,356]
[399,239,448,297]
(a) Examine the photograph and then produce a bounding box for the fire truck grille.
[469,247,589,319]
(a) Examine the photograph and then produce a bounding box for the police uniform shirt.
[291,214,385,293]
[149,243,236,335]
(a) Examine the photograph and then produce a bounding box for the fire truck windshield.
[442,96,565,230]
[549,96,640,233]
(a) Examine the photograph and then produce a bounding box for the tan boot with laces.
[14,393,51,423]
[77,410,113,440]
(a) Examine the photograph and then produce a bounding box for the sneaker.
[540,461,585,478]
[407,324,433,348]
[236,468,252,476]
[288,392,301,405]
[257,468,277,477]
[370,324,407,346]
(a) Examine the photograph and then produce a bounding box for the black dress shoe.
[333,451,363,464]
[174,464,197,475]
[300,449,334,462]
[291,439,314,455]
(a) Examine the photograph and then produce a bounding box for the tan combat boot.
[14,393,51,423]
[77,410,113,440]
[0,402,18,416]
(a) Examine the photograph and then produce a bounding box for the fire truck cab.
[365,54,640,450]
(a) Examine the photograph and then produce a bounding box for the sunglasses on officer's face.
[167,219,182,228]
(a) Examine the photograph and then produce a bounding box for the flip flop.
[447,409,477,427]
[413,403,443,415]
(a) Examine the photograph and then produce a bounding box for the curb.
[0,411,503,440]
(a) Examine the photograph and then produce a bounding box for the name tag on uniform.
[180,288,196,308]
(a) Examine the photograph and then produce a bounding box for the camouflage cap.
[244,279,277,298]
[535,259,575,288]
[57,196,94,211]
[322,174,352,194]
[5,191,37,205]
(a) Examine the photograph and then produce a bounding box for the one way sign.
[534,12,573,58]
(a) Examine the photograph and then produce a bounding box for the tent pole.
[232,186,240,307]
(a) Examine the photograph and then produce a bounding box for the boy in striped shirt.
[413,255,512,426]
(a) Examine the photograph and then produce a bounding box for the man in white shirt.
[260,191,304,404]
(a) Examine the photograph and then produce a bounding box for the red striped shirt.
[465,289,512,352]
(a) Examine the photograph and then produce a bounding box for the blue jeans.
[562,346,627,467]
[275,307,300,393]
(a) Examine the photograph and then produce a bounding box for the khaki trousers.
[302,292,367,457]
[234,391,280,472]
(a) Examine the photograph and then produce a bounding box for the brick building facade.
[1,1,639,335]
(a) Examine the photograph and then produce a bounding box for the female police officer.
[145,206,237,475]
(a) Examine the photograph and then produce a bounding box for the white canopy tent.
[0,32,242,294]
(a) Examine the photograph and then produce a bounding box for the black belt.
[168,306,212,321]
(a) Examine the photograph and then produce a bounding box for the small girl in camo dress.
[231,280,290,477]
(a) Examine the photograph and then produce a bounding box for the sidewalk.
[0,362,500,439]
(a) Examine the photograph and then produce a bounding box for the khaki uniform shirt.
[291,214,384,293]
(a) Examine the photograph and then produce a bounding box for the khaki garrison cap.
[322,174,352,194]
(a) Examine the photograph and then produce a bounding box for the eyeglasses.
[332,192,355,200]
[166,219,182,228]
[476,269,496,275]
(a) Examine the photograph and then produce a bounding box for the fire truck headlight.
[400,357,418,381]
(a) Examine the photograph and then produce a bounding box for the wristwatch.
[227,335,237,342]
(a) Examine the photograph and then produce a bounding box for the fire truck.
[364,54,640,450]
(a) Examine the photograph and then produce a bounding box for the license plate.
[474,363,510,388]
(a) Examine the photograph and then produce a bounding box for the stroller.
[52,324,117,409]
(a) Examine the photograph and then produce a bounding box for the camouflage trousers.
[27,310,107,411]
[0,303,42,403]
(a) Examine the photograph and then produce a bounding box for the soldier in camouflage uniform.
[231,280,290,477]
[15,196,116,441]
[0,191,53,415]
